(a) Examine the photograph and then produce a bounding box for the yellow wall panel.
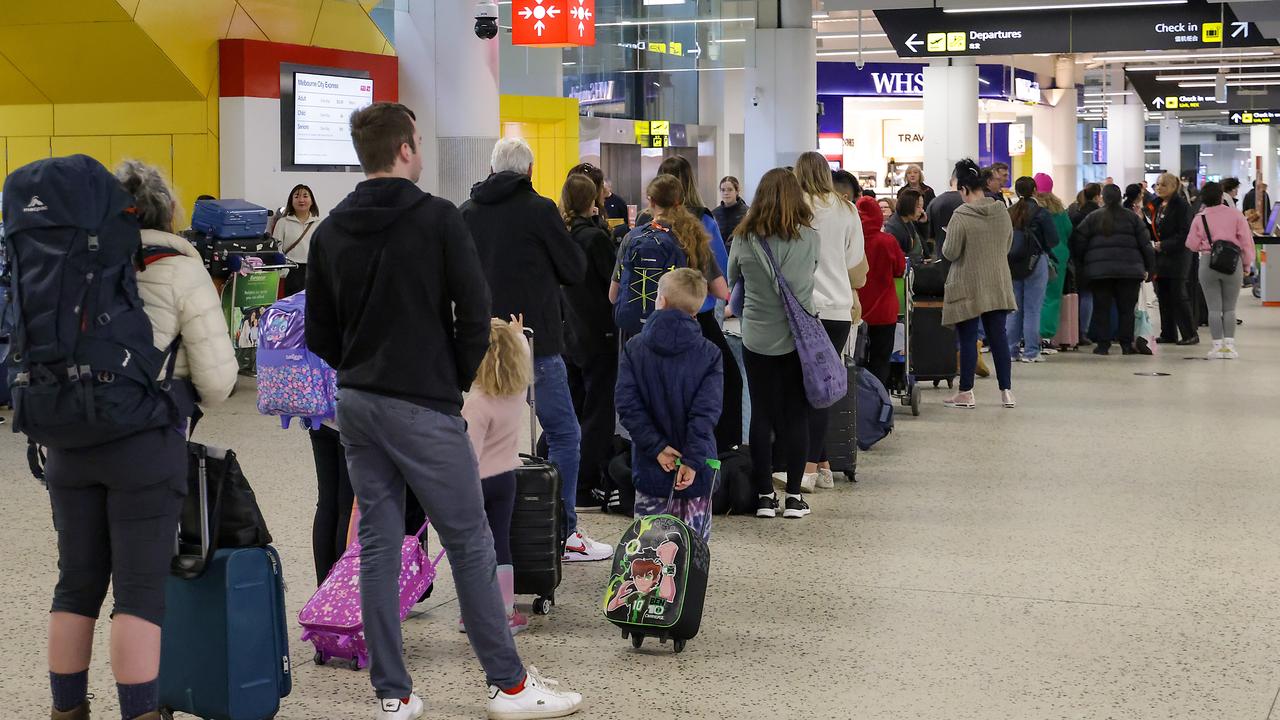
[110,135,173,179]
[207,69,221,137]
[0,138,6,182]
[7,137,51,171]
[116,0,142,17]
[0,56,49,105]
[55,102,206,137]
[499,96,522,119]
[236,0,323,45]
[225,4,268,41]
[311,0,386,55]
[172,133,215,219]
[51,136,113,165]
[0,105,54,136]
[0,0,132,26]
[133,0,238,95]
[0,22,202,103]
[205,132,220,203]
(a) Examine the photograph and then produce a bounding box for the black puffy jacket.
[1071,207,1155,282]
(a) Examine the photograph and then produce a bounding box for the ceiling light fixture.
[598,16,755,27]
[710,37,747,43]
[818,32,888,39]
[1156,72,1280,81]
[1180,79,1280,87]
[946,0,1184,13]
[617,66,747,73]
[1127,61,1280,72]
[817,49,898,57]
[1087,51,1275,63]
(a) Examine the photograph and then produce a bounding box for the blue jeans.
[1007,256,1049,359]
[534,355,582,534]
[957,311,1011,392]
[724,333,751,445]
[1079,289,1094,340]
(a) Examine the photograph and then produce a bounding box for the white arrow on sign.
[1153,97,1164,108]
[905,33,923,53]
[1232,112,1242,122]
[689,41,702,58]
[1231,22,1248,38]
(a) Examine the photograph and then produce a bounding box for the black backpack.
[2,155,192,457]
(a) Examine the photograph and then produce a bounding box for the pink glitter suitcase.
[298,520,445,669]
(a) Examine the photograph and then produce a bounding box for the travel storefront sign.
[817,62,1029,102]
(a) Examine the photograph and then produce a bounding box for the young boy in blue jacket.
[615,268,724,541]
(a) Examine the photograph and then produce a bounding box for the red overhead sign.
[513,0,595,47]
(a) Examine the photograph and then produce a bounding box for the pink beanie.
[1034,173,1054,194]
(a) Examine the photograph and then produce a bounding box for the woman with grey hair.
[44,160,237,720]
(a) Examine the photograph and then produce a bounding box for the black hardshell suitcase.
[823,322,865,480]
[604,513,710,653]
[909,299,957,382]
[509,328,563,616]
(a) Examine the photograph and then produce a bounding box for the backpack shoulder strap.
[140,246,182,268]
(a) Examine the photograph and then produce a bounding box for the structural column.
[922,58,978,192]
[1035,55,1078,197]
[1158,117,1181,177]
[396,0,500,204]
[743,0,815,202]
[1106,67,1145,185]
[1251,124,1279,195]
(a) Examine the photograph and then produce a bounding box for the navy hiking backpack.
[613,221,688,336]
[2,154,192,456]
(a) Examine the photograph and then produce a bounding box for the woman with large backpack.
[36,160,238,720]
[727,168,821,520]
[1070,183,1156,356]
[1005,176,1060,363]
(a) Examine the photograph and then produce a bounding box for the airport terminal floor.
[2,299,1277,720]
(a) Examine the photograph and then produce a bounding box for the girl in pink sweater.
[461,316,533,634]
[1187,182,1256,359]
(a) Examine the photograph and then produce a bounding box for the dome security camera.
[475,1,499,40]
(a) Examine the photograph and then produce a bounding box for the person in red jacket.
[855,196,907,388]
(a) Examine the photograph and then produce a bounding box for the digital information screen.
[293,73,373,166]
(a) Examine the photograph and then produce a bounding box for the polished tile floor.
[2,298,1279,719]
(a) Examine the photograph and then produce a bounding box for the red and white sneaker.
[377,693,423,720]
[487,667,582,719]
[562,531,612,562]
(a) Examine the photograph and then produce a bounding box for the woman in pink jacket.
[1187,181,1256,359]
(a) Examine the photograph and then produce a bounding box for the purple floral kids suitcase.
[299,517,445,669]
[256,292,337,429]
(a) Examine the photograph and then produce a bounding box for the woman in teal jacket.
[1034,174,1073,342]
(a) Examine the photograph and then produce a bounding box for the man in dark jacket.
[614,268,723,536]
[306,103,583,719]
[460,138,612,563]
[1243,180,1271,216]
[927,175,964,260]
[1151,176,1197,344]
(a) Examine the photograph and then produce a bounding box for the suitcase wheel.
[533,596,554,615]
[910,384,921,417]
[673,639,687,654]
[947,378,954,389]
[314,651,326,666]
[932,380,941,388]
[631,633,644,649]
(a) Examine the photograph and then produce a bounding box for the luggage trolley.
[889,261,957,417]
[888,266,922,417]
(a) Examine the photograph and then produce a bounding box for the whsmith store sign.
[817,62,1035,102]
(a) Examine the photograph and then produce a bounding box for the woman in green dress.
[1034,174,1074,343]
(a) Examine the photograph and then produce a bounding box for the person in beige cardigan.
[941,159,1017,410]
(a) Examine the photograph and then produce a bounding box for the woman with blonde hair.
[1150,172,1197,345]
[559,173,620,509]
[793,151,865,490]
[462,316,536,635]
[727,167,821,520]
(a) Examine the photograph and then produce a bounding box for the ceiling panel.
[0,0,133,26]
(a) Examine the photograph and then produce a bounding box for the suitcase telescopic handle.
[524,327,537,454]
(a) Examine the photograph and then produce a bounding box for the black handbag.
[172,414,272,579]
[1202,216,1241,275]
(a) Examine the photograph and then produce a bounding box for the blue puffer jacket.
[615,309,724,499]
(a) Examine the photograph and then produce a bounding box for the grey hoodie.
[940,197,1017,327]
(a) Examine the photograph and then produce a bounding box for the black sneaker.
[1092,343,1111,355]
[1176,335,1200,346]
[756,494,779,519]
[1077,339,1094,348]
[783,495,810,519]
[1156,336,1177,344]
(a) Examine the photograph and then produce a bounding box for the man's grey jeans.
[338,389,525,698]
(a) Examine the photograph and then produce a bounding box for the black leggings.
[807,319,852,463]
[1089,278,1141,348]
[1155,276,1195,341]
[697,310,743,451]
[310,426,355,584]
[46,428,187,627]
[568,351,617,497]
[482,471,517,566]
[743,348,810,495]
[864,323,896,390]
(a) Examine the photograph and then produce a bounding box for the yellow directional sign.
[947,32,966,52]
[1202,22,1222,43]
[650,120,670,136]
[927,33,946,52]
[1165,96,1178,109]
[650,41,667,53]
[668,41,683,56]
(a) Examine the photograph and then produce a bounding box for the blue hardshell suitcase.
[191,199,270,239]
[159,546,292,720]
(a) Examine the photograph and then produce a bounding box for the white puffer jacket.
[138,229,239,406]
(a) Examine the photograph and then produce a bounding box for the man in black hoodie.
[305,103,582,720]
[461,138,614,564]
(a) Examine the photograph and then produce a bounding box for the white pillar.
[1251,125,1279,191]
[1159,117,1181,177]
[396,0,500,204]
[743,27,816,202]
[1106,67,1145,185]
[1036,56,1078,196]
[923,59,979,192]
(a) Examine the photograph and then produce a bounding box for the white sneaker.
[800,472,817,493]
[378,693,424,720]
[487,667,583,719]
[1208,341,1224,359]
[563,531,612,562]
[815,468,835,489]
[1222,339,1239,360]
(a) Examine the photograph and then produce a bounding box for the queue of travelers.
[10,96,1262,720]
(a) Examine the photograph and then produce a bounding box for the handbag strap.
[282,219,317,256]
[753,234,800,306]
[1200,214,1213,248]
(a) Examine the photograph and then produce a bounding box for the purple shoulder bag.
[754,236,848,409]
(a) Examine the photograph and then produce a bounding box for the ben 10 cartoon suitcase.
[602,460,717,654]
